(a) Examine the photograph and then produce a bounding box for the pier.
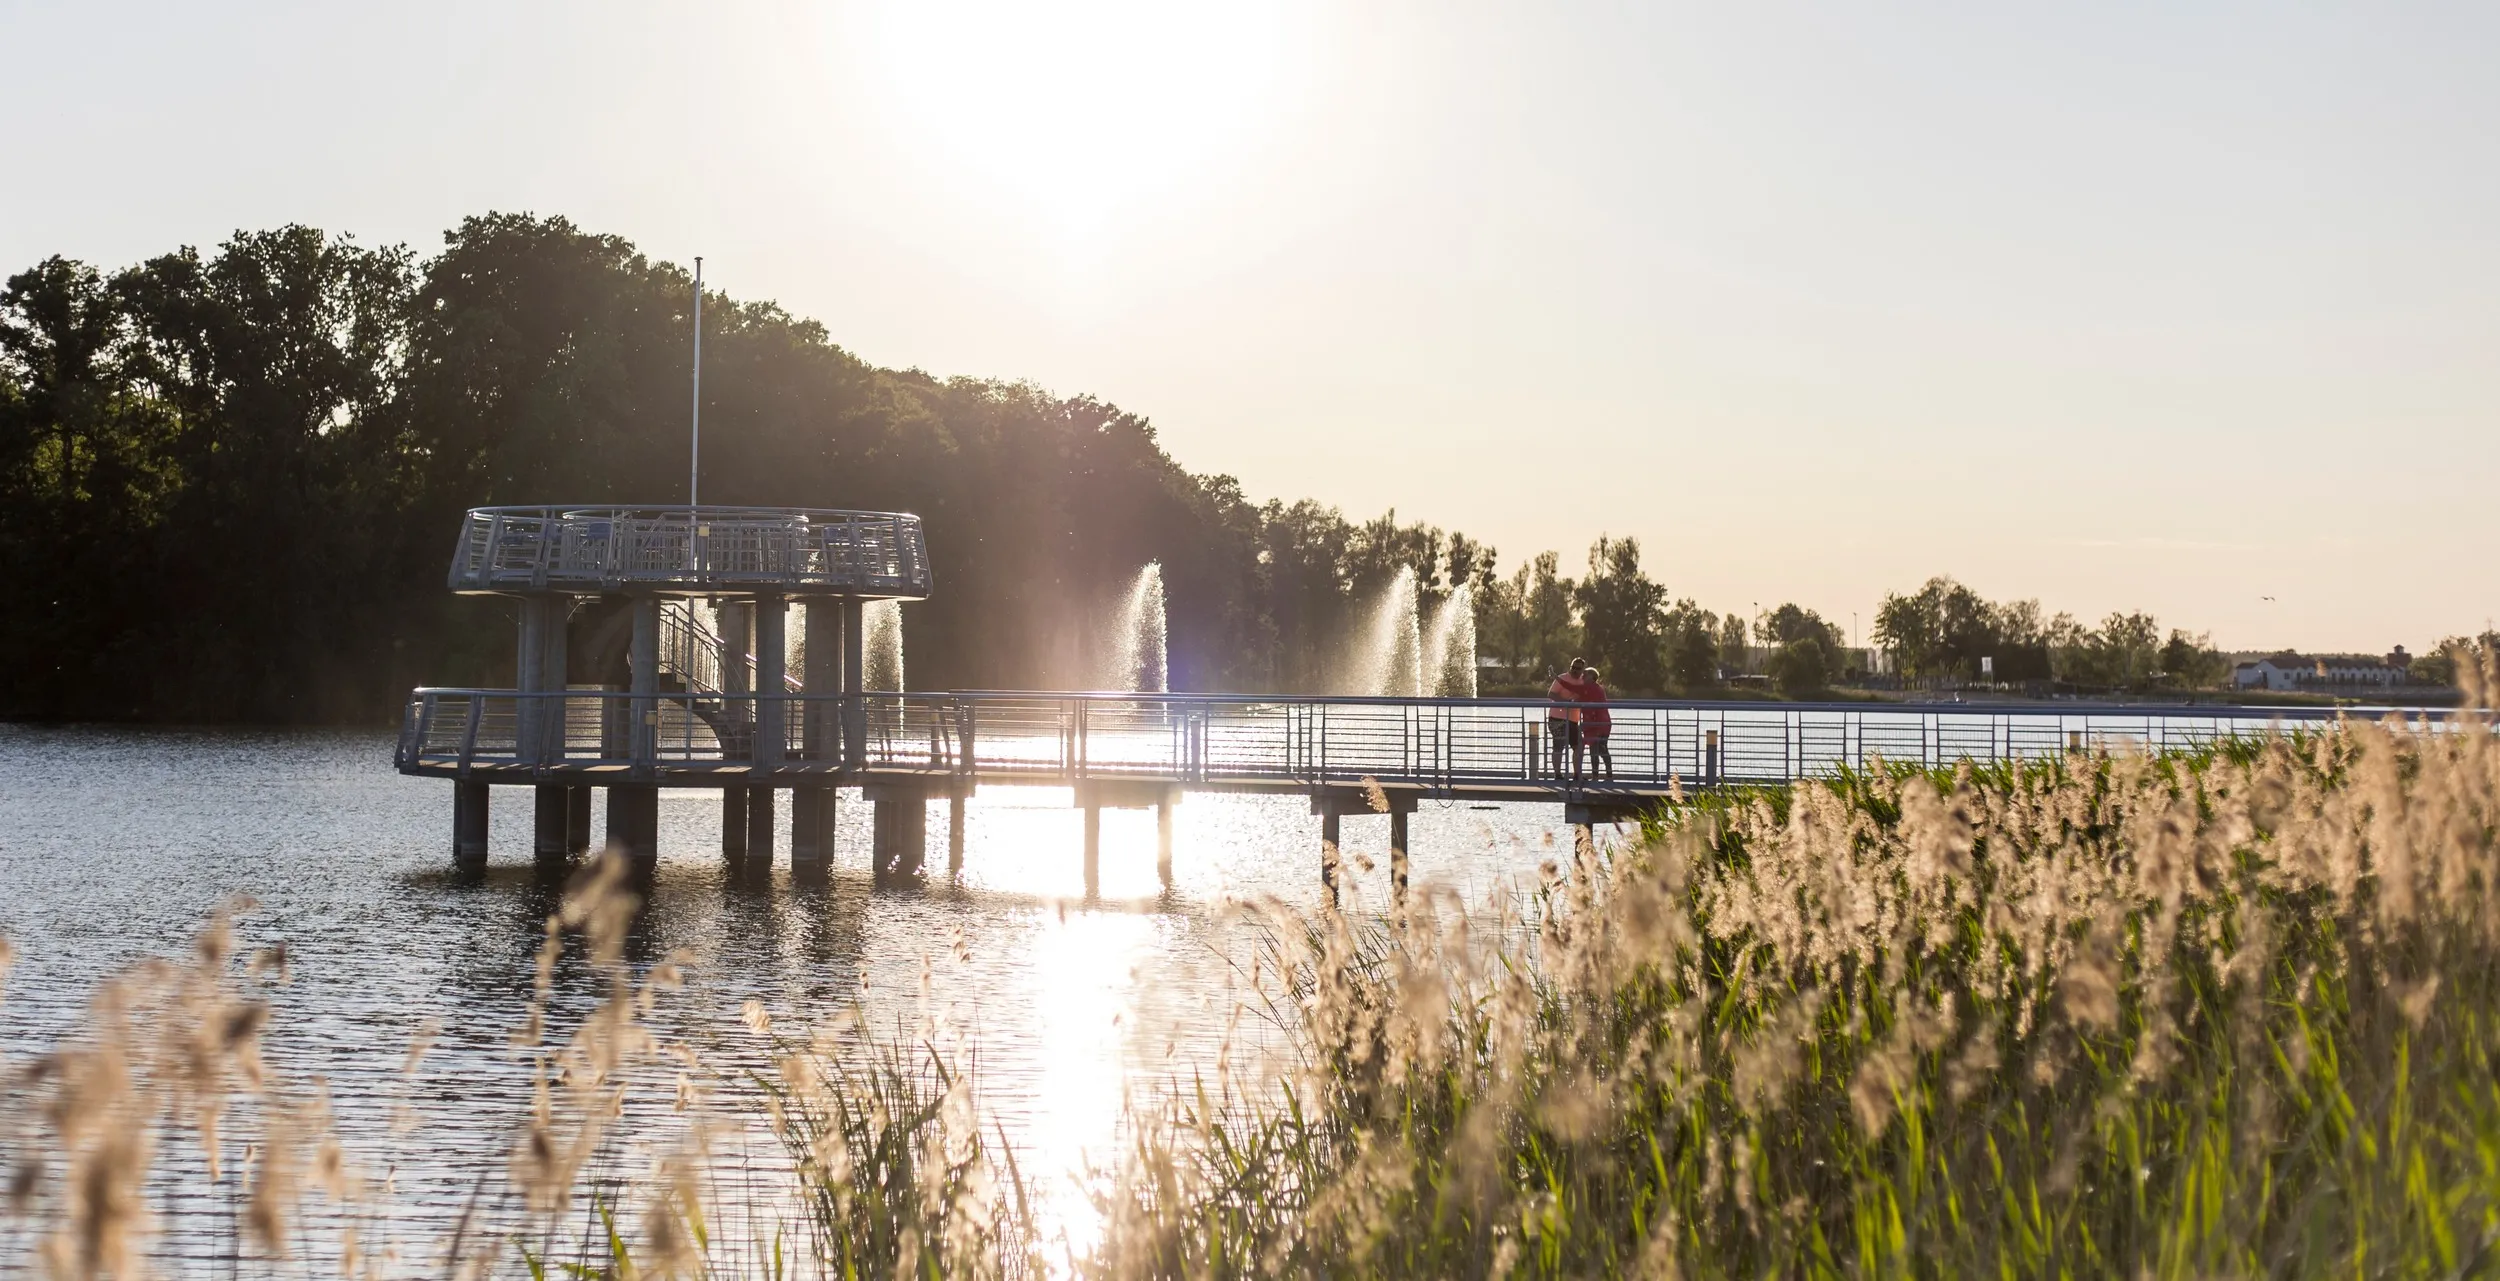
[400,504,2356,894]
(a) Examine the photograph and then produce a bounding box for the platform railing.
[448,506,932,596]
[398,689,2394,791]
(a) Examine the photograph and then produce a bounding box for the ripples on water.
[0,724,1613,1269]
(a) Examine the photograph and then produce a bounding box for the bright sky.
[5,0,2494,652]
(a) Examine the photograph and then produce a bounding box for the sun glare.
[864,0,1300,237]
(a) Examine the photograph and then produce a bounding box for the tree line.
[1466,543,2254,696]
[0,214,2395,722]
[0,215,1535,719]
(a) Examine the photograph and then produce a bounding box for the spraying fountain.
[1422,583,1479,697]
[1101,562,1169,692]
[864,600,905,691]
[1353,567,1424,697]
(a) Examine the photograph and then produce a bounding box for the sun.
[860,0,1302,237]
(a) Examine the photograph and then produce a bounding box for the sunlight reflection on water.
[0,725,1625,1268]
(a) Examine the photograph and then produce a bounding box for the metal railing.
[448,506,932,597]
[397,689,2392,792]
[656,601,803,697]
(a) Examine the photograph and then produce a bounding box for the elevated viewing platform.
[449,505,931,598]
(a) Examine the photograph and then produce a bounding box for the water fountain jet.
[864,600,905,691]
[1422,583,1479,697]
[1101,563,1169,692]
[1353,567,1424,696]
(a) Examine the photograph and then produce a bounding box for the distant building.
[2233,651,2406,692]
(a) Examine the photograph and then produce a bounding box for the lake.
[0,723,1607,1271]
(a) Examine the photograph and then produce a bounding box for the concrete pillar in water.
[745,786,777,870]
[1388,809,1410,907]
[1156,796,1174,889]
[790,788,836,875]
[567,785,592,855]
[608,786,658,867]
[533,785,571,863]
[948,793,967,876]
[871,789,926,881]
[453,780,490,869]
[1318,810,1341,905]
[721,787,749,863]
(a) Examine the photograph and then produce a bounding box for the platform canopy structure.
[426,505,932,876]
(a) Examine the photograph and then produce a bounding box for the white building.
[2233,651,2406,691]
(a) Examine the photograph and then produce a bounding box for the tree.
[1875,576,2052,681]
[2157,630,2226,690]
[1572,536,1667,693]
[1755,604,1845,658]
[1717,614,1751,676]
[1768,636,1831,694]
[1661,600,1720,691]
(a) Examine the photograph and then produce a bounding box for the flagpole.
[690,256,704,507]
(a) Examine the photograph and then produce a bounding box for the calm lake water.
[0,724,1607,1270]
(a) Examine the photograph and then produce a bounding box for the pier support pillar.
[608,785,658,868]
[801,601,836,768]
[1156,796,1174,889]
[1318,810,1341,906]
[567,786,592,855]
[1308,789,1415,907]
[1082,806,1102,897]
[722,787,749,863]
[949,793,967,876]
[745,786,777,871]
[453,780,490,870]
[840,600,867,770]
[630,600,661,768]
[755,595,787,768]
[790,788,836,877]
[871,790,926,882]
[1388,810,1410,909]
[533,785,572,863]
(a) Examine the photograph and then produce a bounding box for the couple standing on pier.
[1545,658,1613,782]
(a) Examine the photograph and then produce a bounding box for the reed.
[4,663,2497,1277]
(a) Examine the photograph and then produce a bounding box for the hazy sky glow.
[5,0,2494,651]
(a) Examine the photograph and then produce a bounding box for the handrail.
[447,505,932,598]
[397,687,2429,792]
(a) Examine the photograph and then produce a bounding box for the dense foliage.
[0,215,2366,719]
[0,217,1515,718]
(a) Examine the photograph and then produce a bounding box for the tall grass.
[5,672,2499,1277]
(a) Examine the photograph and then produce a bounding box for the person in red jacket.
[1578,667,1614,781]
[1546,658,1588,779]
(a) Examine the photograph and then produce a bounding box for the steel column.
[841,600,867,770]
[755,594,787,768]
[630,599,660,769]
